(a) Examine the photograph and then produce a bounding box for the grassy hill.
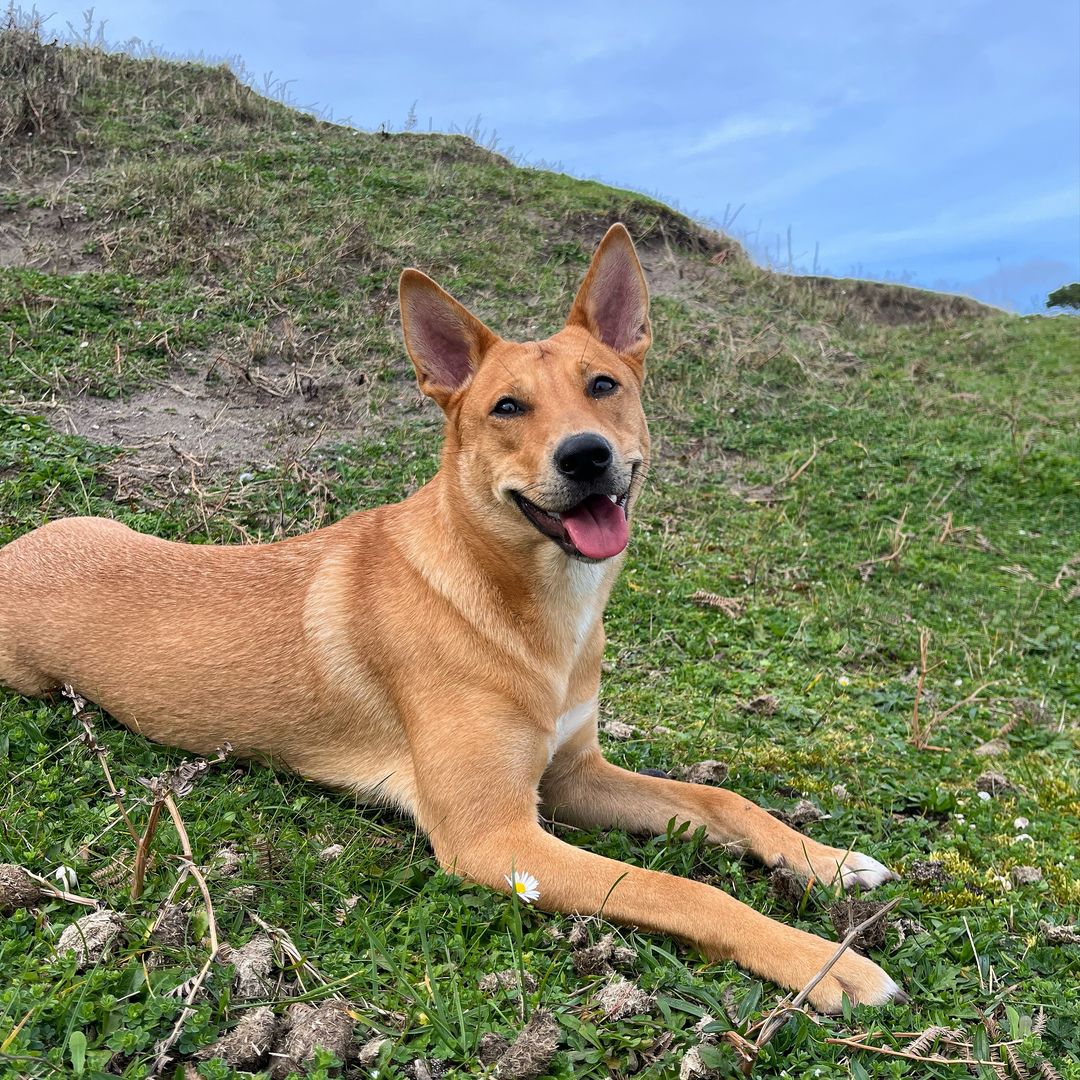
[2,18,1079,1080]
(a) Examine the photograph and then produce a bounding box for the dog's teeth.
[607,495,617,503]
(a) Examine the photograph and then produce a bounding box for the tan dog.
[0,225,902,1011]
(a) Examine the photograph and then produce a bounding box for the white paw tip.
[839,852,897,890]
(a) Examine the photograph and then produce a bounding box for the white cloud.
[677,108,821,157]
[827,185,1080,257]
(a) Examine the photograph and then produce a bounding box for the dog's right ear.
[399,269,499,408]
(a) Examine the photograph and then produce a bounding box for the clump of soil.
[595,976,655,1021]
[494,1009,560,1080]
[0,864,42,912]
[150,903,190,949]
[225,933,276,1000]
[680,760,729,785]
[571,932,638,976]
[478,969,538,994]
[57,908,125,970]
[195,1005,277,1068]
[908,860,951,888]
[830,898,890,951]
[269,1002,357,1079]
[976,770,1014,794]
[478,1032,510,1065]
[768,866,807,911]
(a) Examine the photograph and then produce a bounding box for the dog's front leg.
[411,723,902,1012]
[540,744,896,890]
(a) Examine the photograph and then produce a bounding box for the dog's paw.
[832,850,898,891]
[780,844,898,891]
[806,950,907,1013]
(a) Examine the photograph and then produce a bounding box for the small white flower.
[954,678,963,687]
[79,340,89,349]
[955,814,965,823]
[838,675,851,687]
[53,865,78,890]
[1014,816,1029,830]
[977,790,992,801]
[1014,833,1033,843]
[505,870,540,904]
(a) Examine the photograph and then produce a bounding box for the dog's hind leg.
[540,744,896,891]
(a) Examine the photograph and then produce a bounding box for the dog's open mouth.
[512,491,629,560]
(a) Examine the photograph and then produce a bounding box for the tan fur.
[0,225,902,1011]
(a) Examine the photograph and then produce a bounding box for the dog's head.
[399,223,651,564]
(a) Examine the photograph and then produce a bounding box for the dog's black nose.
[556,433,613,481]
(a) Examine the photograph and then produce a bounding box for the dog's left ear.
[566,223,651,366]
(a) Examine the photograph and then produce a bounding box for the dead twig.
[734,897,902,1072]
[61,685,139,842]
[148,946,221,1077]
[22,869,100,909]
[824,1035,999,1067]
[856,506,910,580]
[779,436,837,486]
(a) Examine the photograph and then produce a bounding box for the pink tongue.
[561,495,629,560]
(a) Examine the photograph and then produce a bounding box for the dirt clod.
[681,760,729,786]
[595,975,655,1020]
[830,898,889,951]
[1038,921,1080,945]
[742,694,779,716]
[357,1037,388,1066]
[787,799,827,827]
[601,719,637,741]
[494,1008,560,1079]
[228,933,276,1000]
[57,908,124,970]
[478,1032,511,1065]
[0,864,42,913]
[150,903,190,949]
[572,932,638,976]
[566,919,592,949]
[768,866,807,911]
[908,860,951,888]
[196,1005,278,1067]
[269,1002,357,1079]
[974,738,1008,758]
[976,771,1014,795]
[1010,865,1042,886]
[479,969,538,994]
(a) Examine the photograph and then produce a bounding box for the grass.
[2,11,1079,1079]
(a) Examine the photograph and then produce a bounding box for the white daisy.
[505,870,540,904]
[837,675,851,687]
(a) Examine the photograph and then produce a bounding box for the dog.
[0,224,903,1011]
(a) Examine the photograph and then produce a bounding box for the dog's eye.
[491,397,526,417]
[588,375,618,398]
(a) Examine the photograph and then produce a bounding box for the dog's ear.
[566,223,651,366]
[399,269,499,407]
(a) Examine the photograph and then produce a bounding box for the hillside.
[2,21,1079,1080]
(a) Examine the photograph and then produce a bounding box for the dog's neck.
[391,471,619,669]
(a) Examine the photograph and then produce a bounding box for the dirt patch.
[793,276,997,325]
[0,200,99,273]
[42,345,416,485]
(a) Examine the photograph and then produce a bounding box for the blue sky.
[44,0,1080,312]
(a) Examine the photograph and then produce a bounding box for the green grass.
[2,16,1079,1080]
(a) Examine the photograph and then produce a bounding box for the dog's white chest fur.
[551,696,597,759]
